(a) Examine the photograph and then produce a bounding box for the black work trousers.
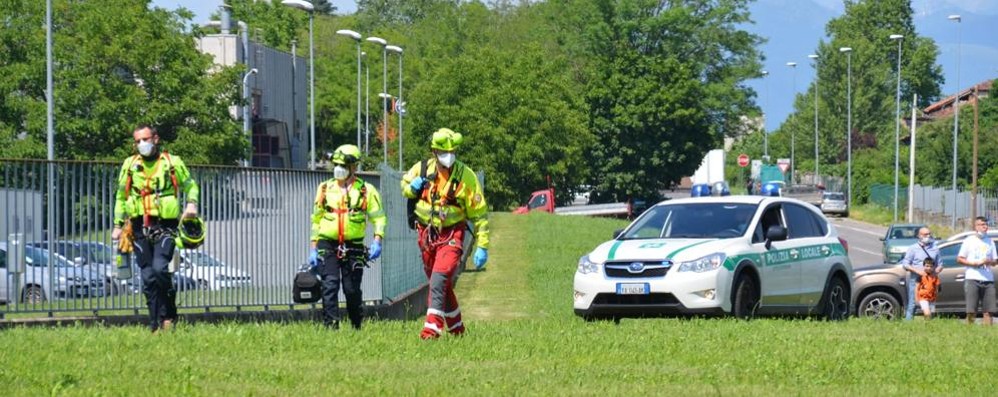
[317,240,366,329]
[132,218,178,331]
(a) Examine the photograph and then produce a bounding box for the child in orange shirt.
[917,258,942,319]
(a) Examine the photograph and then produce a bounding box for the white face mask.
[437,152,456,168]
[137,140,155,157]
[919,236,931,245]
[333,165,350,180]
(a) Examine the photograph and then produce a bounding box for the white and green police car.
[574,196,852,320]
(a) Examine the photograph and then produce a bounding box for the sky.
[153,0,997,133]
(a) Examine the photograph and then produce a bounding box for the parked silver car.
[1,242,106,303]
[820,192,849,217]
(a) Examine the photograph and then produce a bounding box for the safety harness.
[316,177,369,259]
[418,163,463,249]
[123,152,179,229]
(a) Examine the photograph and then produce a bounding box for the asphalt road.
[828,217,888,268]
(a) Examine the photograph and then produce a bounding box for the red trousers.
[419,225,465,338]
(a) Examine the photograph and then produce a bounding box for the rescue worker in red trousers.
[401,128,489,339]
[309,144,386,329]
[111,125,200,333]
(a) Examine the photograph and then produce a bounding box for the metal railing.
[867,183,998,227]
[1,159,427,316]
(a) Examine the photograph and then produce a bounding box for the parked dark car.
[854,231,998,319]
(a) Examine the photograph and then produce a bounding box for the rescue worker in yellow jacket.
[401,128,489,339]
[309,144,387,329]
[111,125,200,333]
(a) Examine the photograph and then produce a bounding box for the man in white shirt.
[957,217,997,325]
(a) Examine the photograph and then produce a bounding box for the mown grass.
[3,212,998,396]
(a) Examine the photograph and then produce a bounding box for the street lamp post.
[949,14,962,229]
[281,0,315,169]
[840,47,853,207]
[890,33,904,222]
[366,37,388,164]
[787,61,797,183]
[762,70,769,161]
[46,0,54,265]
[336,30,363,149]
[387,45,403,169]
[242,68,258,166]
[808,54,819,182]
[363,52,370,155]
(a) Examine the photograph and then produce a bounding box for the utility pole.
[972,85,979,220]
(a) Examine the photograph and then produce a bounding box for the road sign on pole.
[777,158,791,174]
[737,154,750,167]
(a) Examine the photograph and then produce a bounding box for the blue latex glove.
[473,247,488,269]
[369,240,382,260]
[409,176,426,193]
[308,248,320,268]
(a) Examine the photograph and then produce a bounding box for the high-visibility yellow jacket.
[401,159,489,249]
[310,177,386,243]
[113,152,199,225]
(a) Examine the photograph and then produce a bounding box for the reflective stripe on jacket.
[401,158,489,249]
[310,178,386,242]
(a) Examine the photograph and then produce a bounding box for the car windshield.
[25,247,72,267]
[621,203,757,239]
[59,243,115,264]
[186,251,224,267]
[824,193,845,201]
[888,226,921,239]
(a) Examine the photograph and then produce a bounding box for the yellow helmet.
[331,144,362,165]
[430,128,463,151]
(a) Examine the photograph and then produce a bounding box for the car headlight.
[677,253,727,273]
[577,255,601,275]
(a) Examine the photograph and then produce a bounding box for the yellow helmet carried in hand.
[175,217,206,249]
[331,144,362,165]
[430,128,463,151]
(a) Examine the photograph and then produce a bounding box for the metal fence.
[868,183,998,227]
[0,159,426,316]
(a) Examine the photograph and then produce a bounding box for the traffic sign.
[777,158,791,174]
[737,154,749,167]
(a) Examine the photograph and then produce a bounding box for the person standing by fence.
[898,227,940,321]
[401,128,490,339]
[308,144,386,330]
[957,216,997,325]
[111,125,200,333]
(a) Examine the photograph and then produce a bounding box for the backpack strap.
[123,154,141,200]
[162,151,179,196]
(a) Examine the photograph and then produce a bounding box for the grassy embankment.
[2,213,998,395]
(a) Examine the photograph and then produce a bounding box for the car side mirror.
[764,225,788,249]
[879,236,885,241]
[613,229,624,239]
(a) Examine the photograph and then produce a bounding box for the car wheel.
[21,285,45,304]
[856,291,900,320]
[732,275,759,320]
[821,277,850,321]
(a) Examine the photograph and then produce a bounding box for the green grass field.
[3,212,998,396]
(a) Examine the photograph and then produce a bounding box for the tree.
[0,0,246,164]
[568,0,763,202]
[770,0,943,193]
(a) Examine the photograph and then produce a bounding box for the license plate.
[616,283,649,295]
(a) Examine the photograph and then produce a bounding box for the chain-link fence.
[1,159,428,317]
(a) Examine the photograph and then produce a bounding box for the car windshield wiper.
[668,234,704,238]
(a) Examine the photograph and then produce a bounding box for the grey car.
[820,192,849,217]
[0,242,106,303]
[880,224,926,264]
[853,230,998,319]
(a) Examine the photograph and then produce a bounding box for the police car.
[573,196,853,320]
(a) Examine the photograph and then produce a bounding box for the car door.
[935,243,964,311]
[753,203,799,306]
[0,246,9,303]
[784,203,834,306]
